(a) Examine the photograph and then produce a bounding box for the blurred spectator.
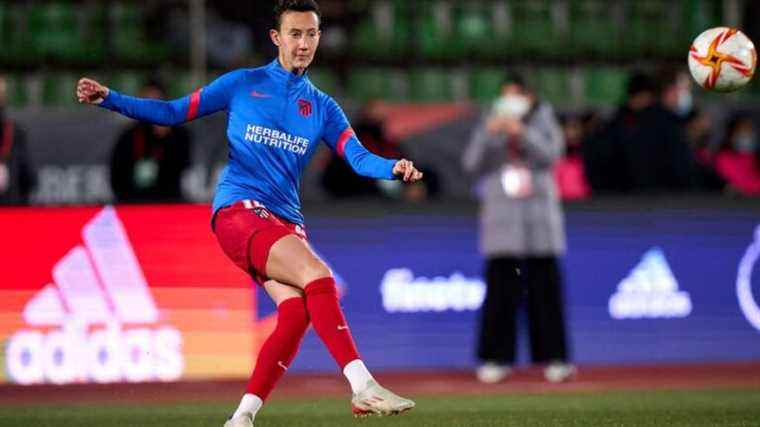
[554,113,591,200]
[321,99,439,201]
[0,75,36,205]
[715,114,760,196]
[584,70,696,193]
[110,79,191,203]
[463,73,574,384]
[685,109,725,192]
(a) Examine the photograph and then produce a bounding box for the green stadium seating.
[7,75,28,108]
[109,72,144,97]
[683,0,722,40]
[450,2,493,58]
[409,68,456,102]
[347,68,408,102]
[509,0,559,57]
[164,71,194,99]
[470,68,504,104]
[623,1,683,57]
[568,0,620,58]
[41,73,78,107]
[351,0,410,59]
[418,0,453,59]
[307,69,340,95]
[584,68,627,106]
[28,2,79,59]
[531,68,571,107]
[111,2,169,64]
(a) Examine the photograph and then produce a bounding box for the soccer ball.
[688,27,757,92]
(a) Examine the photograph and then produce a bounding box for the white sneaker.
[351,379,415,417]
[476,362,512,384]
[223,413,253,427]
[544,362,577,383]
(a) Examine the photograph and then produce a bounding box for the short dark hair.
[274,0,321,30]
[502,71,527,89]
[626,71,657,97]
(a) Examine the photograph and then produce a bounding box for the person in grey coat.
[463,73,574,384]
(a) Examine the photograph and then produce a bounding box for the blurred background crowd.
[0,0,759,206]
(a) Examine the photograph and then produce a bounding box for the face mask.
[493,94,530,119]
[734,133,757,153]
[676,91,692,116]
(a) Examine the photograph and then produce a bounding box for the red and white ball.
[688,27,756,92]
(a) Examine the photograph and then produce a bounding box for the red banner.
[0,205,273,385]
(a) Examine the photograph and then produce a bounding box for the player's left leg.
[226,280,309,427]
[264,235,415,416]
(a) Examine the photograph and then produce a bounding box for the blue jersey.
[99,59,397,225]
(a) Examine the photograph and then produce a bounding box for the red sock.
[246,297,309,400]
[304,277,360,368]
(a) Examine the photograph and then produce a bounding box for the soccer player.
[76,1,420,426]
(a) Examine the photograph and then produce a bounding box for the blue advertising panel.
[273,210,760,372]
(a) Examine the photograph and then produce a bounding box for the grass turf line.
[0,389,758,426]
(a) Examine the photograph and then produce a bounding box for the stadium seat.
[7,75,29,108]
[351,0,410,59]
[683,0,722,39]
[418,0,454,59]
[532,69,571,107]
[470,69,504,104]
[348,68,408,102]
[165,72,194,99]
[28,2,80,61]
[584,68,627,106]
[3,4,40,64]
[623,1,683,57]
[42,73,78,107]
[111,2,169,64]
[307,69,340,95]
[568,0,620,58]
[409,68,455,102]
[451,2,493,58]
[509,0,558,57]
[109,72,144,97]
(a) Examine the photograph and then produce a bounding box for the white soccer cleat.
[476,362,512,384]
[544,362,577,383]
[223,413,253,427]
[351,380,415,417]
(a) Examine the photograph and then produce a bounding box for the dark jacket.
[110,123,191,203]
[0,120,36,205]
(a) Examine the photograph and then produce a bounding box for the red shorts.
[213,199,307,284]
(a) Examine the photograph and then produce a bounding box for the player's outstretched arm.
[324,98,422,183]
[76,70,241,127]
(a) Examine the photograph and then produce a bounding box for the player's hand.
[76,78,109,104]
[392,159,423,183]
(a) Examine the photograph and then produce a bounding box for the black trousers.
[477,256,569,364]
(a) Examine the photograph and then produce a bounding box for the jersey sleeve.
[98,70,244,126]
[322,96,397,180]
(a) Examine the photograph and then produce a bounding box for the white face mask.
[676,91,693,116]
[493,94,531,119]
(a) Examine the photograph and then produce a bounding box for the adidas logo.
[608,247,692,319]
[5,206,184,385]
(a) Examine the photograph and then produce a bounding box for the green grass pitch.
[0,389,758,426]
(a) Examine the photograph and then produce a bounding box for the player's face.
[271,11,321,73]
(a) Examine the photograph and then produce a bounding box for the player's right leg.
[225,280,309,427]
[265,235,415,416]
